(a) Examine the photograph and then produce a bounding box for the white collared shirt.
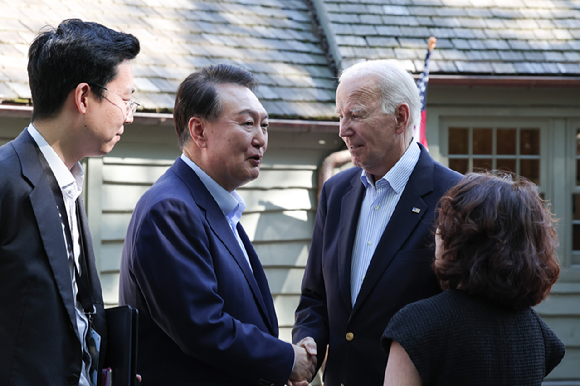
[180,154,253,271]
[350,141,421,306]
[28,124,92,386]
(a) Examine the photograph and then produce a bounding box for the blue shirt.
[180,154,252,271]
[350,141,421,305]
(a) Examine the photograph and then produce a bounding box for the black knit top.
[381,290,565,386]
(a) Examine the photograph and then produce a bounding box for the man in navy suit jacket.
[119,64,316,386]
[0,19,139,385]
[292,61,462,386]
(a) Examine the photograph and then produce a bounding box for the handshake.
[288,337,318,386]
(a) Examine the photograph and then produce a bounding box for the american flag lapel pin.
[412,207,421,214]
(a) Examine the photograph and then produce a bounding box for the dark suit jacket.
[293,144,462,386]
[119,157,294,386]
[0,130,107,385]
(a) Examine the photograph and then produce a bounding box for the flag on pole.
[415,36,437,151]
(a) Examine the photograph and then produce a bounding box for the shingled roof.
[0,0,337,119]
[315,0,580,76]
[0,0,578,120]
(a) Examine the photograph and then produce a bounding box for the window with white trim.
[447,126,541,185]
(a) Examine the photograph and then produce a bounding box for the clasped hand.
[287,337,317,386]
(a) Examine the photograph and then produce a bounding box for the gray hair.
[338,60,421,132]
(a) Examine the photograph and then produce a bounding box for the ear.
[394,103,410,134]
[189,117,207,148]
[74,83,91,114]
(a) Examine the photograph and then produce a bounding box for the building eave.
[0,105,340,132]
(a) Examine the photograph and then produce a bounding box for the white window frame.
[440,117,549,192]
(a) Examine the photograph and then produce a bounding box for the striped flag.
[415,37,437,151]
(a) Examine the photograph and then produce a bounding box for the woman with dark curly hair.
[380,172,565,386]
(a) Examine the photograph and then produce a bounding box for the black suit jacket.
[0,130,107,385]
[293,144,462,386]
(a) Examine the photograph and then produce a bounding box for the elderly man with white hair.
[292,60,462,386]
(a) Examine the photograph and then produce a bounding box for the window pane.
[577,129,580,186]
[497,129,516,155]
[473,128,492,155]
[449,128,468,154]
[496,159,516,173]
[520,159,540,185]
[473,158,492,172]
[449,158,468,174]
[573,224,580,251]
[573,194,580,220]
[521,129,540,155]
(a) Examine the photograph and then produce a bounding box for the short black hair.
[173,63,258,149]
[434,172,560,310]
[28,19,140,121]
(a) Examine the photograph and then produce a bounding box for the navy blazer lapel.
[172,159,274,330]
[237,224,278,335]
[352,147,434,314]
[338,170,365,312]
[13,130,78,331]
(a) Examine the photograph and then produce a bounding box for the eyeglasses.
[90,83,140,119]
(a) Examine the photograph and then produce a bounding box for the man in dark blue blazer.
[0,20,139,385]
[292,61,462,386]
[119,64,316,386]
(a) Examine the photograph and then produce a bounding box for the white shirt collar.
[27,124,84,194]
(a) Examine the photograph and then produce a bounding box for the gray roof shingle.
[0,0,578,118]
[0,0,336,119]
[318,0,580,76]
